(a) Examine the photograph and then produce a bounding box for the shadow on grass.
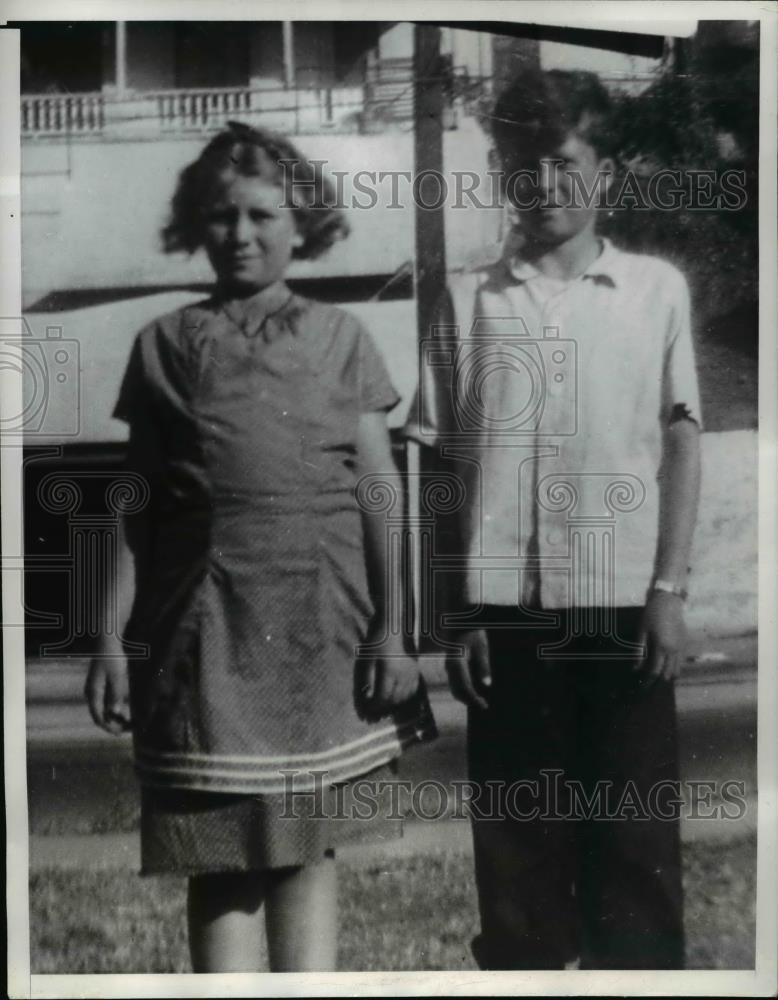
[30,834,755,973]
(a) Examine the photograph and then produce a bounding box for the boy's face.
[505,131,611,247]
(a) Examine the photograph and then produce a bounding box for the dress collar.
[212,281,296,339]
[504,237,622,288]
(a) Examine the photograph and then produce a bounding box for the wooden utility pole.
[413,24,446,343]
[411,25,448,652]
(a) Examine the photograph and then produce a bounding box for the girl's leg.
[265,853,337,971]
[187,871,268,972]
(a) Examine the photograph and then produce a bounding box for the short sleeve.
[403,288,457,445]
[661,270,703,429]
[113,332,147,425]
[112,328,163,490]
[111,329,161,561]
[356,323,401,414]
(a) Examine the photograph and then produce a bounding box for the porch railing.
[156,86,252,130]
[21,83,367,138]
[21,92,105,136]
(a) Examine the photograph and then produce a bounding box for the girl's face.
[202,174,303,293]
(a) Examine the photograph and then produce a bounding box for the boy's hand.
[445,628,491,711]
[85,658,132,735]
[357,634,420,719]
[636,591,687,683]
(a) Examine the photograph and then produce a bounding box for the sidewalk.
[25,630,758,716]
[27,797,757,873]
[24,631,758,871]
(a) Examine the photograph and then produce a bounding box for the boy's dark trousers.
[467,606,685,970]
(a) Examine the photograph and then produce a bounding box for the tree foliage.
[603,38,758,335]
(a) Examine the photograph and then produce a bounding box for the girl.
[85,122,435,972]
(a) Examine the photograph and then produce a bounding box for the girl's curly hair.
[161,122,350,260]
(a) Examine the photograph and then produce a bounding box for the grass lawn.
[30,834,755,973]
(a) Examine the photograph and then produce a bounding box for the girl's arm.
[355,411,420,714]
[89,331,157,732]
[638,417,701,682]
[84,514,137,733]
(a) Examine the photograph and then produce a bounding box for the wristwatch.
[651,578,689,601]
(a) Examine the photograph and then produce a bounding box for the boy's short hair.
[492,69,615,167]
[162,121,349,260]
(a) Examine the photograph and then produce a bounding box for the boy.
[405,70,701,970]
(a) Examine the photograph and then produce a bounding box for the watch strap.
[651,578,688,601]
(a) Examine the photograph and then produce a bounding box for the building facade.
[15,20,682,655]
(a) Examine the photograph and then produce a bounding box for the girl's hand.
[636,591,687,684]
[356,634,420,719]
[85,657,132,735]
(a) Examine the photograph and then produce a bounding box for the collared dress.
[114,282,435,874]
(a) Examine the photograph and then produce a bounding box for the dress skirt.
[140,760,404,875]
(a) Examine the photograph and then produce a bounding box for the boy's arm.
[405,284,491,709]
[638,417,701,681]
[356,411,420,714]
[655,417,701,583]
[419,442,491,710]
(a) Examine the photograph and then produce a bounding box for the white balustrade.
[22,93,105,136]
[21,83,372,138]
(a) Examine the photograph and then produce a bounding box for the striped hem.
[134,719,431,795]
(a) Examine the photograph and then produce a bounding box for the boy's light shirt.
[405,237,702,611]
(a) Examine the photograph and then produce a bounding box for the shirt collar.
[504,237,621,288]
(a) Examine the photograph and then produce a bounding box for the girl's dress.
[114,281,436,874]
